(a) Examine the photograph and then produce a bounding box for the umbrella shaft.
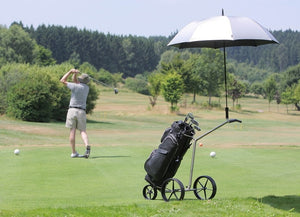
[223,47,229,119]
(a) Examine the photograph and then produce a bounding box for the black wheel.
[143,185,157,200]
[161,178,185,202]
[193,175,217,200]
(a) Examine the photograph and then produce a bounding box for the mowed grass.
[0,88,300,216]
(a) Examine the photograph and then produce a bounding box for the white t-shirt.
[67,82,89,110]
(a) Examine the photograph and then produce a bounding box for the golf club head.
[187,113,194,120]
[184,112,194,123]
[194,125,201,131]
[191,119,199,126]
[184,117,188,123]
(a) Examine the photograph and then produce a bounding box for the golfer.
[60,69,91,158]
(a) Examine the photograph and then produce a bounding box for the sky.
[1,0,299,37]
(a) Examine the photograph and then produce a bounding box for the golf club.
[187,113,194,120]
[184,112,194,123]
[193,125,201,131]
[183,113,201,131]
[191,119,199,126]
[78,71,118,94]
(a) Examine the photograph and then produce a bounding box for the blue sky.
[1,0,299,37]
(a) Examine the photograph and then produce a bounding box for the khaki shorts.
[65,108,87,131]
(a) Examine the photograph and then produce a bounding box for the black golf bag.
[144,120,195,187]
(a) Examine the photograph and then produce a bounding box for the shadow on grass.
[230,109,260,114]
[87,119,114,125]
[254,195,300,213]
[90,155,130,159]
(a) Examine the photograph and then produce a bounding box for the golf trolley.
[143,113,241,202]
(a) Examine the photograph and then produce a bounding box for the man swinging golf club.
[60,69,91,158]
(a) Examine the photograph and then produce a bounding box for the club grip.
[228,119,242,123]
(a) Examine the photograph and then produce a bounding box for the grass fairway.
[0,88,300,216]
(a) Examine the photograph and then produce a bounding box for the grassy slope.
[0,88,299,216]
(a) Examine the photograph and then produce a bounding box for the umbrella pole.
[223,46,229,119]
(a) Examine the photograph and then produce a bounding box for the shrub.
[6,72,54,122]
[1,63,99,122]
[125,76,149,95]
[85,82,99,114]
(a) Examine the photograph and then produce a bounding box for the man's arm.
[60,69,79,85]
[72,71,80,84]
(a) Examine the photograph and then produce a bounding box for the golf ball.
[210,151,216,158]
[14,149,20,155]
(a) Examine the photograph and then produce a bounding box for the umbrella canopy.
[168,16,279,49]
[168,13,279,119]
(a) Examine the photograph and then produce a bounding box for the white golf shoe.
[71,152,80,158]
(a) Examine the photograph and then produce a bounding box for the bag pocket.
[144,148,169,180]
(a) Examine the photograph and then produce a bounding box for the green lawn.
[0,89,299,216]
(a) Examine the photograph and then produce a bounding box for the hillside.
[24,24,299,76]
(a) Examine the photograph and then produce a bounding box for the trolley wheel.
[193,175,217,200]
[143,184,157,200]
[161,178,185,202]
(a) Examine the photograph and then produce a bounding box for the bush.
[0,64,28,114]
[1,63,99,122]
[235,104,242,110]
[6,72,55,122]
[85,82,99,114]
[201,101,221,109]
[125,76,149,95]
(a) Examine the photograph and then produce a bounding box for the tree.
[68,51,81,69]
[198,48,224,105]
[293,81,300,111]
[159,53,185,75]
[161,71,184,111]
[264,76,277,111]
[148,72,163,107]
[227,73,246,108]
[158,52,194,103]
[33,45,56,66]
[0,24,37,64]
[250,82,265,97]
[281,85,296,113]
[282,63,300,88]
[157,50,190,70]
[184,54,208,103]
[79,62,97,75]
[276,44,289,71]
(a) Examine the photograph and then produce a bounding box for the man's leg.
[80,130,90,158]
[80,130,89,147]
[70,128,77,154]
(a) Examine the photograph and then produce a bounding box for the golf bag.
[144,120,195,187]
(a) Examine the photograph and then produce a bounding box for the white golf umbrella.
[168,11,279,119]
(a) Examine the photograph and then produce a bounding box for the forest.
[0,22,300,121]
[1,22,300,77]
[4,22,295,77]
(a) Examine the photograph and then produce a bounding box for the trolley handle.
[228,118,242,123]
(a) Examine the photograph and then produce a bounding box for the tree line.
[4,22,296,76]
[226,30,300,72]
[24,23,171,78]
[147,50,300,112]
